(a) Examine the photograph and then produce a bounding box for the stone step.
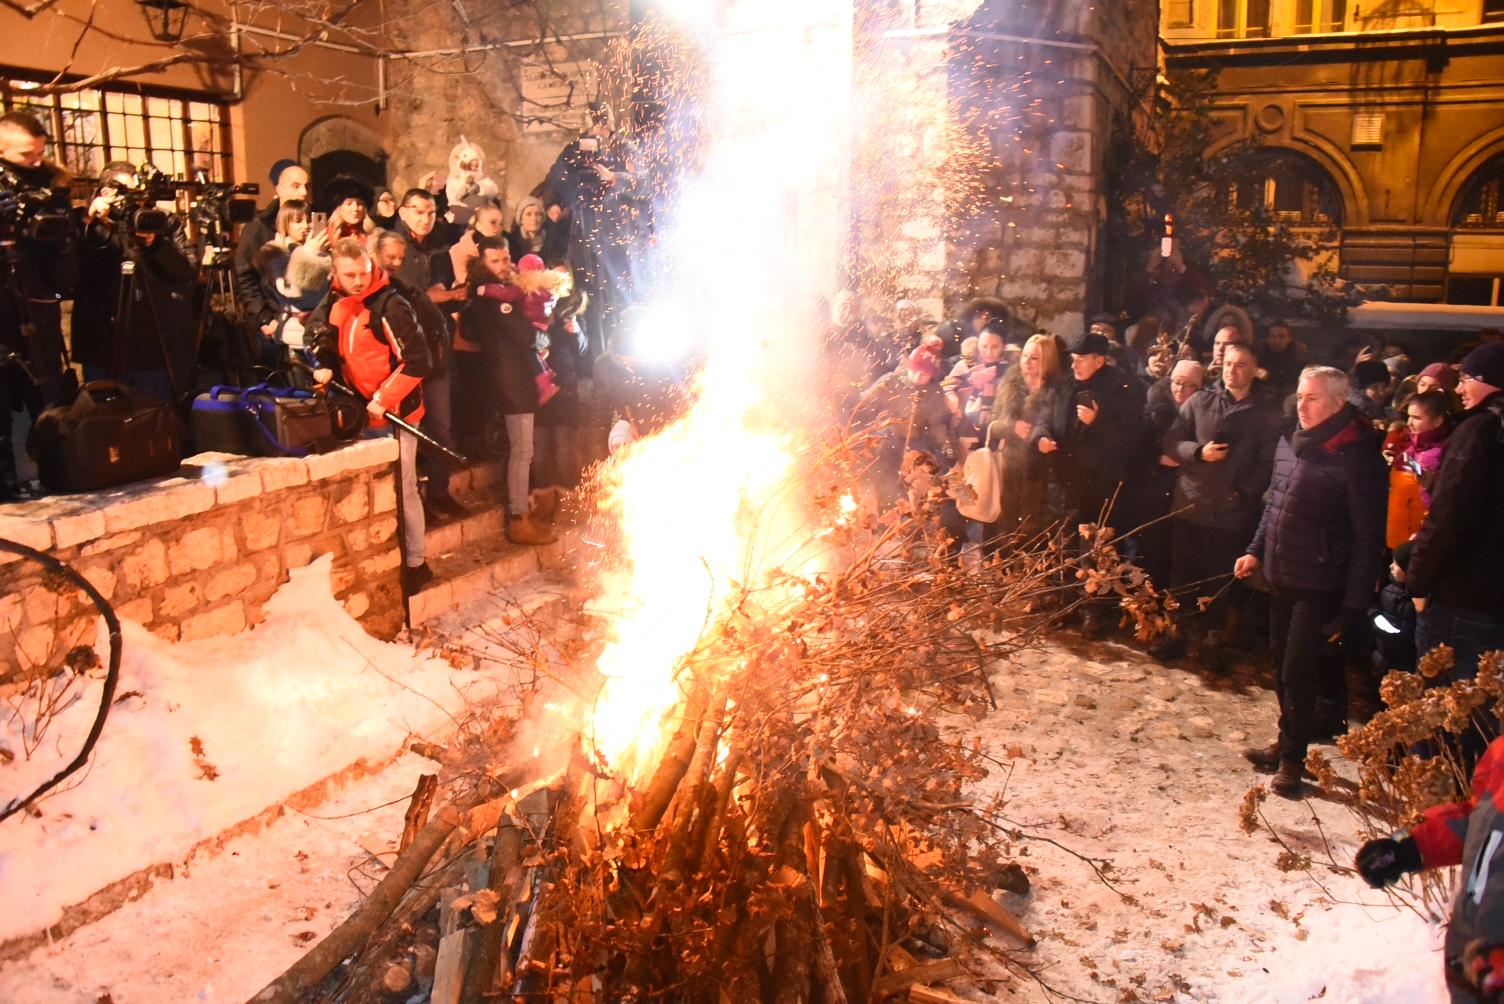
[407,528,570,627]
[423,495,506,560]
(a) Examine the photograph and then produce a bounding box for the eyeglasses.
[1171,379,1201,389]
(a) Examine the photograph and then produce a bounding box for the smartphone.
[309,210,328,232]
[1075,391,1095,409]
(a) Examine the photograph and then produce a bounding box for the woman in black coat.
[1236,366,1388,796]
[533,290,587,493]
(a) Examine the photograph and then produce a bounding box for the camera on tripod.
[187,170,259,254]
[0,163,71,245]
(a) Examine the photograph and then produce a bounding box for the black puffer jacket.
[1246,404,1388,610]
[1407,391,1504,617]
[1162,384,1283,530]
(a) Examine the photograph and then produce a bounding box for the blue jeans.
[1416,603,1504,766]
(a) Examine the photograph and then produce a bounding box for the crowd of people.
[839,285,1504,808]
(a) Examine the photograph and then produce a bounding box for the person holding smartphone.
[1034,330,1142,637]
[1157,341,1283,666]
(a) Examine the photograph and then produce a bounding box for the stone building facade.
[1163,2,1504,305]
[854,0,1160,335]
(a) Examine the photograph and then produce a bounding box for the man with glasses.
[1408,343,1504,763]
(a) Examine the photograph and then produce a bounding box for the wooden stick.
[871,958,966,998]
[627,688,708,832]
[457,817,524,1004]
[400,773,438,853]
[246,761,533,1004]
[942,887,1034,947]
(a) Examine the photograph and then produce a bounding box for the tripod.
[109,241,184,408]
[195,250,268,387]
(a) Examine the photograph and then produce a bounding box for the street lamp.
[137,0,188,43]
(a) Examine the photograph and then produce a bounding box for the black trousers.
[1270,586,1346,763]
[1170,519,1253,636]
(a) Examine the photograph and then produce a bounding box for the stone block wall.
[0,439,405,688]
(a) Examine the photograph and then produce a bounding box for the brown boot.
[507,513,557,546]
[1242,741,1281,773]
[529,487,560,525]
[1270,759,1305,799]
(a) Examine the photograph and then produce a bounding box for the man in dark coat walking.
[1408,342,1504,760]
[1236,366,1388,797]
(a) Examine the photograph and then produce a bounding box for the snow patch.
[0,556,480,944]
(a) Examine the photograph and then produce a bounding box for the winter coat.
[393,219,461,293]
[1246,404,1388,610]
[71,219,197,379]
[852,369,954,464]
[307,268,430,425]
[234,201,280,326]
[988,367,1073,531]
[537,316,585,428]
[1386,423,1450,549]
[1407,735,1504,982]
[459,283,540,415]
[1038,363,1142,522]
[942,358,1007,440]
[1162,384,1283,530]
[1407,392,1504,618]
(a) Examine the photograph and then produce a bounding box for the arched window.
[1230,150,1342,226]
[1452,154,1504,230]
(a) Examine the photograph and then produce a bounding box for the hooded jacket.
[308,267,429,425]
[1407,391,1504,617]
[1246,404,1388,609]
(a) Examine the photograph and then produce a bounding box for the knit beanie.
[269,158,301,185]
[1419,362,1459,392]
[1353,359,1391,390]
[1460,342,1504,391]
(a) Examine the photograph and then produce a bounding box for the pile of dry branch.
[250,438,1171,1004]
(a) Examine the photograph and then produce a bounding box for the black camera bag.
[241,384,334,457]
[28,380,184,492]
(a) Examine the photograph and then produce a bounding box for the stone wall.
[0,440,405,688]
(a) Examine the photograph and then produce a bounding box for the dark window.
[1217,0,1270,38]
[1487,0,1504,23]
[1294,0,1347,32]
[1231,151,1341,226]
[1453,155,1504,230]
[0,72,230,182]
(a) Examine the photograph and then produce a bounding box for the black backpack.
[375,279,449,374]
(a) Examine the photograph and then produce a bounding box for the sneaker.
[401,562,435,595]
[507,514,557,546]
[1270,759,1305,798]
[1243,741,1282,773]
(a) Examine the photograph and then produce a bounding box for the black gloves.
[1354,836,1423,888]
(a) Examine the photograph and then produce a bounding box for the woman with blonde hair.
[988,333,1073,539]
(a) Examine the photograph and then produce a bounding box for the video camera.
[0,163,72,245]
[103,164,258,250]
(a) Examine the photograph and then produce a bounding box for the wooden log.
[871,958,966,998]
[458,818,523,1003]
[908,987,971,1004]
[511,767,588,998]
[627,688,708,832]
[942,887,1033,948]
[245,760,534,1004]
[400,773,438,853]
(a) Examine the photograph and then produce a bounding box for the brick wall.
[0,439,406,689]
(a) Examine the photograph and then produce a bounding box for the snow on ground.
[962,635,1451,1004]
[0,556,507,945]
[0,581,1458,1003]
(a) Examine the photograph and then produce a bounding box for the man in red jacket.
[1358,734,1504,1002]
[310,238,434,593]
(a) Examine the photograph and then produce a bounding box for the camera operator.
[70,161,197,405]
[234,158,308,360]
[0,111,77,500]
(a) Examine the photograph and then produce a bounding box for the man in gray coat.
[1157,342,1283,664]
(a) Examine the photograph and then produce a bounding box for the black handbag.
[28,380,184,492]
[241,383,334,457]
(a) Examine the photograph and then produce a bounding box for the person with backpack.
[307,238,435,593]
